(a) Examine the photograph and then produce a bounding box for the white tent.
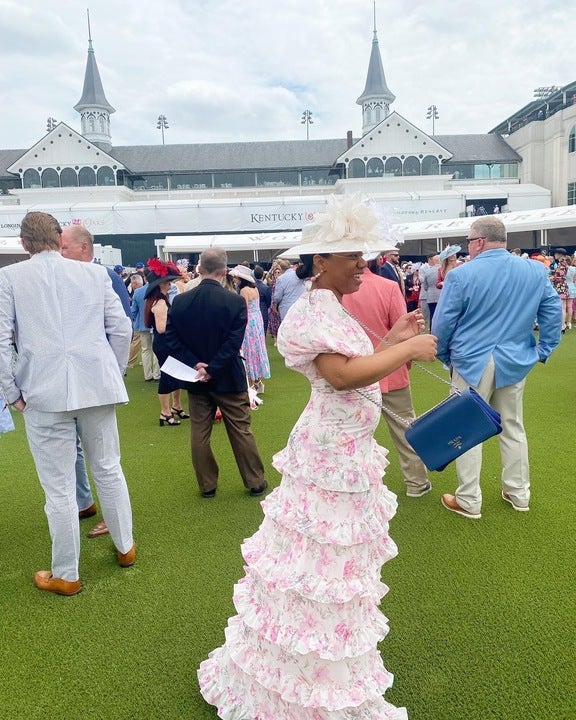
[157,231,301,261]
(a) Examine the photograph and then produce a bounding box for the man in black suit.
[380,248,406,303]
[165,247,267,499]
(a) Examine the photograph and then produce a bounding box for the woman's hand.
[385,310,426,345]
[403,333,438,362]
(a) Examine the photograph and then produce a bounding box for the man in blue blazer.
[432,217,562,519]
[165,247,267,499]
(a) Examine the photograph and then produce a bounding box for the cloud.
[0,0,574,149]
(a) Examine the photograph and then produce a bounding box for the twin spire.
[356,2,395,135]
[71,6,393,148]
[74,10,115,151]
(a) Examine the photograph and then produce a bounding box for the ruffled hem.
[198,651,408,720]
[241,517,397,604]
[223,617,396,710]
[261,476,398,546]
[272,436,389,494]
[234,573,390,660]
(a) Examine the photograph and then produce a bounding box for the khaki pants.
[381,385,429,494]
[452,357,529,514]
[139,330,159,380]
[127,333,141,368]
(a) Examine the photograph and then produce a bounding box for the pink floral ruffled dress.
[198,288,408,720]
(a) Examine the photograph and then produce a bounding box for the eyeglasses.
[467,236,485,243]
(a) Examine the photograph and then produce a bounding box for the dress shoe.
[78,502,97,520]
[201,489,216,498]
[249,482,268,497]
[502,491,529,512]
[34,570,82,596]
[118,544,136,567]
[406,481,432,498]
[441,493,481,519]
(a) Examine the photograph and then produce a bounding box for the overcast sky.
[1,0,574,150]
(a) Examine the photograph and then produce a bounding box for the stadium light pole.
[157,115,169,145]
[426,105,439,135]
[301,110,313,140]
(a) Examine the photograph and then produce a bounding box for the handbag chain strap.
[341,306,458,426]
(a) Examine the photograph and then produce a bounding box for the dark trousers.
[187,390,266,493]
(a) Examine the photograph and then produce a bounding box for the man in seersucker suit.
[0,212,135,595]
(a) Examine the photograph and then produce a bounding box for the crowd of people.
[0,199,566,719]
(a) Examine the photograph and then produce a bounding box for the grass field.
[0,333,574,720]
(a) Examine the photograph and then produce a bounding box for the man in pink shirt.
[343,253,431,498]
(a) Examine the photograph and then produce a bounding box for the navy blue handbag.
[404,388,502,472]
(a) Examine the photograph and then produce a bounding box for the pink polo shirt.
[342,268,409,393]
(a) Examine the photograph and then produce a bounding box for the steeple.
[356,2,395,136]
[74,10,115,151]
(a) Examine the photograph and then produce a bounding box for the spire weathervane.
[87,8,93,50]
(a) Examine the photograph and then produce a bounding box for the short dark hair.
[253,265,264,280]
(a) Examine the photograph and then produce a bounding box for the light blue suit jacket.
[0,251,131,411]
[432,249,562,388]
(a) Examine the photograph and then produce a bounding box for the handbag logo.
[449,436,463,450]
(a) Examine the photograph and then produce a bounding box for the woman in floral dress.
[549,247,571,331]
[229,265,270,397]
[198,196,437,719]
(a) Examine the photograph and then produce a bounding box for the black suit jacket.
[165,279,248,394]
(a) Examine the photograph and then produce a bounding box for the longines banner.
[0,196,464,237]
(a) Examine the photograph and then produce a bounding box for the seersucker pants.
[24,404,133,581]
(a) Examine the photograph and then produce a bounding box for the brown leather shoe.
[78,502,97,520]
[87,519,109,538]
[441,493,481,519]
[118,544,136,567]
[34,570,82,596]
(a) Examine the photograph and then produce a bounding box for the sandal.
[160,413,180,427]
[87,519,109,538]
[171,407,190,419]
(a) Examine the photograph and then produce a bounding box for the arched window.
[78,167,96,187]
[41,168,59,188]
[422,155,440,175]
[366,158,384,177]
[23,169,41,188]
[569,125,576,153]
[365,107,372,125]
[60,167,78,187]
[97,166,115,186]
[384,157,402,177]
[374,105,382,123]
[403,156,420,176]
[348,158,366,179]
[99,116,106,133]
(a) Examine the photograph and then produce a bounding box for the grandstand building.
[1,19,576,267]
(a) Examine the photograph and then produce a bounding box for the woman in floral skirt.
[198,196,437,719]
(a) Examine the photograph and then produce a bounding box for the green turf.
[0,334,574,719]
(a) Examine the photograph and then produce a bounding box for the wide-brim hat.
[439,244,461,262]
[279,194,402,259]
[144,258,181,297]
[228,265,256,285]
